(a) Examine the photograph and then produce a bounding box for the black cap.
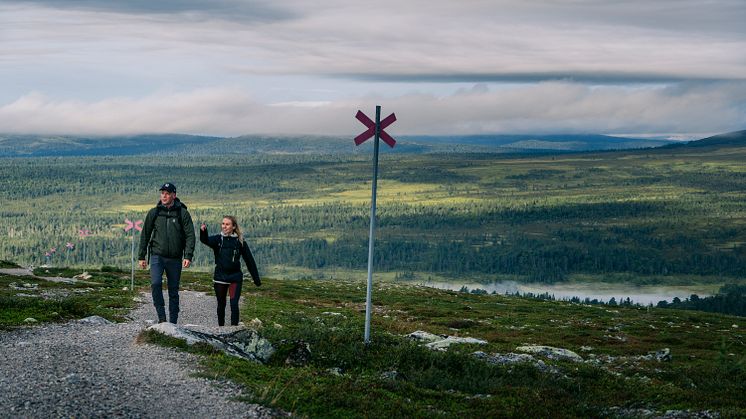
[159,182,176,193]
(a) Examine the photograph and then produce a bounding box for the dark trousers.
[150,255,182,323]
[214,281,242,326]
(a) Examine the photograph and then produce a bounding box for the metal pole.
[364,105,381,344]
[130,231,135,292]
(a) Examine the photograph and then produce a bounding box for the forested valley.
[1,135,745,290]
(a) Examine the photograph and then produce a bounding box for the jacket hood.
[156,197,187,210]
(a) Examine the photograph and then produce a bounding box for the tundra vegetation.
[1,267,744,417]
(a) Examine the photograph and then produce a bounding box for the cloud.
[6,0,295,22]
[0,1,744,135]
[2,82,744,136]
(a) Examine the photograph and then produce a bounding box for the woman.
[200,216,261,326]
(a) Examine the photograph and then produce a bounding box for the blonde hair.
[223,215,244,244]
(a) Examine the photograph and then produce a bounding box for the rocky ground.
[0,286,282,418]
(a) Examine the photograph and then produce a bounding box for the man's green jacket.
[137,198,196,261]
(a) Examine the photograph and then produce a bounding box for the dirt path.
[0,288,280,418]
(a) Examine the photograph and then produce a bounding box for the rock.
[326,367,343,376]
[472,351,559,374]
[654,348,671,362]
[147,323,274,363]
[73,272,92,280]
[9,282,38,290]
[406,330,445,343]
[285,340,312,367]
[473,351,537,365]
[380,370,399,380]
[732,324,739,329]
[248,318,263,329]
[78,316,113,325]
[223,329,275,363]
[425,336,487,351]
[407,330,487,351]
[23,318,38,323]
[515,345,583,362]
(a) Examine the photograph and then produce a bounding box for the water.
[417,280,715,306]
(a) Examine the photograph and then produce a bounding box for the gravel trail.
[0,289,281,418]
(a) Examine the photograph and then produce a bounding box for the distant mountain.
[0,132,695,157]
[400,134,675,152]
[0,134,220,157]
[675,129,746,148]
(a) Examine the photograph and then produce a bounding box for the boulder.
[406,330,446,343]
[406,330,487,351]
[148,323,275,363]
[425,336,488,351]
[515,345,583,362]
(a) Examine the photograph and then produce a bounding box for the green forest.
[1,138,745,287]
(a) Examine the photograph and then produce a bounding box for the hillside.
[681,129,746,148]
[1,133,746,288]
[0,134,221,157]
[1,265,744,417]
[0,132,676,157]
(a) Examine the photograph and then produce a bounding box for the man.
[138,182,196,323]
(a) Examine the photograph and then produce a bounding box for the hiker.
[138,182,196,324]
[200,216,261,326]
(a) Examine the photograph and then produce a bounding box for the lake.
[417,280,717,306]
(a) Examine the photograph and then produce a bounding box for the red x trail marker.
[354,105,399,344]
[355,110,397,148]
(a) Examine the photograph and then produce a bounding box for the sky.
[1,0,745,138]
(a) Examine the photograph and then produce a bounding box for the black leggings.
[214,281,243,326]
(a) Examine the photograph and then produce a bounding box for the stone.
[23,318,38,323]
[9,282,38,290]
[147,323,275,363]
[654,348,671,362]
[380,370,399,380]
[406,330,445,343]
[425,336,487,351]
[78,315,113,325]
[248,318,263,329]
[515,345,583,362]
[407,330,487,351]
[472,351,558,374]
[223,329,275,363]
[473,351,537,365]
[285,340,312,366]
[326,367,343,376]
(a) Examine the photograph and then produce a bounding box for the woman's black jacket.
[200,229,261,285]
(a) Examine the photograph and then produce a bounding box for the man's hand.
[200,223,206,231]
[138,260,147,269]
[183,259,191,268]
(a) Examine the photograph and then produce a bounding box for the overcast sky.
[1,0,745,138]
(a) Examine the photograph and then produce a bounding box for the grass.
[0,266,144,329]
[144,276,746,418]
[2,263,745,416]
